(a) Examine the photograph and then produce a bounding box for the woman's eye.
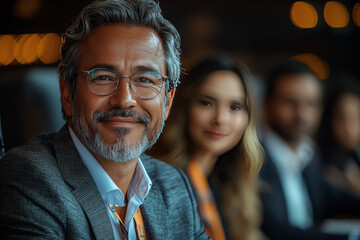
[231,104,244,111]
[199,100,212,107]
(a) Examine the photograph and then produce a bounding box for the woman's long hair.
[148,55,264,240]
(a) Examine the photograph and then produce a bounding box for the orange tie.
[187,160,226,240]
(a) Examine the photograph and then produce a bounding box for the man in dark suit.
[0,0,209,239]
[260,60,360,240]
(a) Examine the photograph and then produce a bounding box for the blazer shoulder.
[0,131,95,239]
[141,154,188,185]
[2,132,57,165]
[0,132,62,188]
[140,155,209,240]
[140,154,196,202]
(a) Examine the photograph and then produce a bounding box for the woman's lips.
[203,130,227,139]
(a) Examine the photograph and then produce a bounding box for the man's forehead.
[77,23,166,73]
[87,24,162,45]
[276,73,320,90]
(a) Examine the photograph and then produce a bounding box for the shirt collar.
[68,126,152,207]
[263,128,314,172]
[128,157,152,204]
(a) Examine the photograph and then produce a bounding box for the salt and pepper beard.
[71,96,167,162]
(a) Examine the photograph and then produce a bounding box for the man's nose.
[109,79,137,109]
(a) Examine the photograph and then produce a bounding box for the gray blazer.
[0,125,210,240]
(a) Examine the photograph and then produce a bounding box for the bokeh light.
[0,33,61,66]
[14,0,42,19]
[353,3,360,27]
[290,1,318,29]
[0,35,16,66]
[292,53,330,80]
[23,34,41,64]
[37,33,61,64]
[324,1,349,28]
[15,34,31,64]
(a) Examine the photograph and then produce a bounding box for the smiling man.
[0,1,209,239]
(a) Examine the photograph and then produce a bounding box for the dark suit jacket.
[0,125,210,240]
[260,145,360,240]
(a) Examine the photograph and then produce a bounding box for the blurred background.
[0,0,359,150]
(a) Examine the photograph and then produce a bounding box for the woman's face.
[188,70,249,156]
[331,93,360,151]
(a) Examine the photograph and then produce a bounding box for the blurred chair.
[0,67,65,151]
[0,113,4,158]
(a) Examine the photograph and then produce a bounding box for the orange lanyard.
[187,160,226,240]
[109,205,147,240]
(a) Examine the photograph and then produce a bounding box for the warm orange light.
[37,33,61,64]
[0,35,16,66]
[324,1,349,28]
[15,34,31,64]
[23,34,41,64]
[353,3,360,27]
[290,1,318,28]
[14,0,42,19]
[291,53,330,80]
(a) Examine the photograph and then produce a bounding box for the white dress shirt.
[69,127,152,240]
[263,129,314,229]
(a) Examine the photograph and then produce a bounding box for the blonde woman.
[149,55,264,240]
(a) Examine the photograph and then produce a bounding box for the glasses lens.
[131,71,164,99]
[87,69,118,96]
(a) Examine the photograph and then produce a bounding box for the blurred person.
[260,60,360,240]
[149,55,264,240]
[317,81,360,196]
[0,0,210,239]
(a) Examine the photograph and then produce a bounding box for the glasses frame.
[81,67,170,100]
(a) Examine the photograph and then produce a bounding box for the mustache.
[291,119,307,127]
[93,108,151,126]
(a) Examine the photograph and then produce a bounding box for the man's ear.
[60,79,73,118]
[164,89,175,120]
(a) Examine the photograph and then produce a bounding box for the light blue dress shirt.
[69,127,152,240]
[263,129,314,229]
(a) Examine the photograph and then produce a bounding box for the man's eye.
[133,77,155,84]
[96,75,112,81]
[91,75,116,84]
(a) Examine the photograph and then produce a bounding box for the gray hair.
[58,0,181,99]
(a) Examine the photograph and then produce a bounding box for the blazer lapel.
[51,125,114,240]
[71,180,114,240]
[140,155,169,239]
[261,146,289,221]
[141,183,169,239]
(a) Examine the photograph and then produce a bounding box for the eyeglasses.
[82,68,169,100]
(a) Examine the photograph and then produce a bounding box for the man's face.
[60,24,174,162]
[266,73,322,143]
